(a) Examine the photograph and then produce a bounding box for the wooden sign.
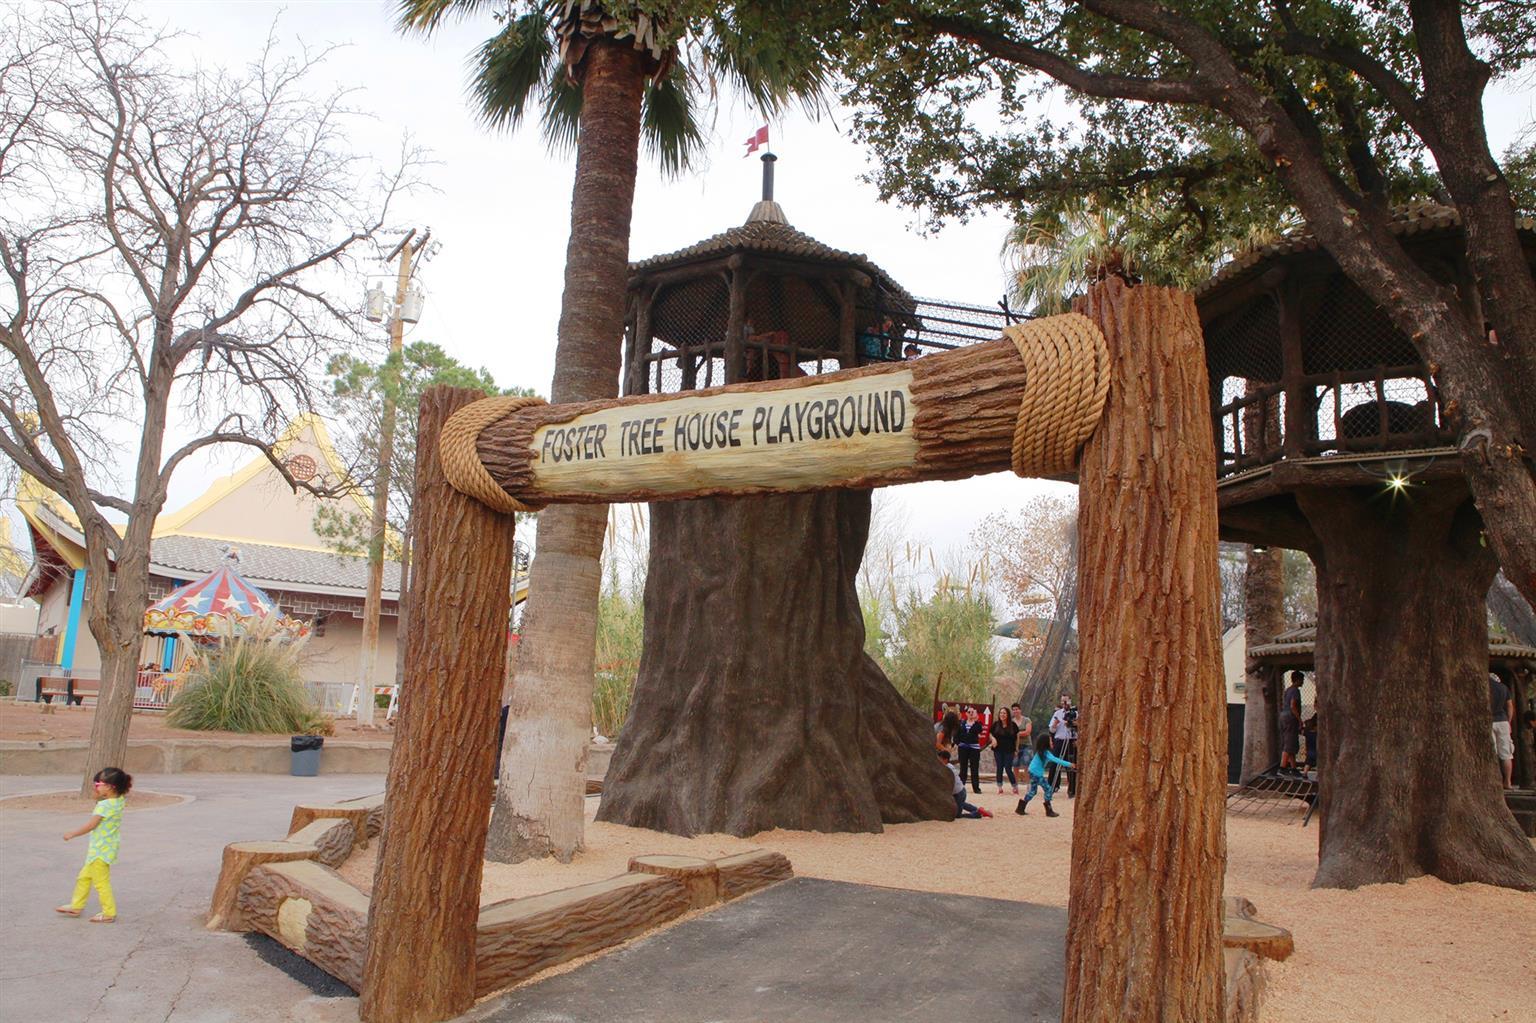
[470,331,1076,505]
[529,372,918,499]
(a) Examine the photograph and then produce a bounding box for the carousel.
[137,551,308,708]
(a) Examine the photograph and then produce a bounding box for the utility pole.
[357,229,427,725]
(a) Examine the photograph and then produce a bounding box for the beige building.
[19,416,403,689]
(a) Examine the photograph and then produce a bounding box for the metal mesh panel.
[1300,277,1443,455]
[1207,296,1284,474]
[636,275,731,395]
[741,270,844,382]
[1206,296,1283,383]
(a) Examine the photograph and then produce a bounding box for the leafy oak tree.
[836,0,1536,611]
[319,341,536,681]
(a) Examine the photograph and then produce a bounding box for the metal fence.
[1207,277,1454,477]
[632,288,1021,397]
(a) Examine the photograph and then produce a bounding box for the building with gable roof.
[18,416,407,689]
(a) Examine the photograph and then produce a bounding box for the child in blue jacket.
[1016,732,1073,818]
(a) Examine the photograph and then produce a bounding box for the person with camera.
[1047,694,1079,798]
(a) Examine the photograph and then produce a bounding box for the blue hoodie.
[1027,749,1072,779]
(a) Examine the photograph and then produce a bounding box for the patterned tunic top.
[86,796,125,865]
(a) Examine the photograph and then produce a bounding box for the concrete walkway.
[0,773,380,1023]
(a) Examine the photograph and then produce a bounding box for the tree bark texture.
[1297,484,1536,890]
[361,387,518,1023]
[486,37,647,865]
[1241,546,1285,782]
[596,490,956,836]
[79,523,152,795]
[1067,278,1226,1023]
[475,334,1027,504]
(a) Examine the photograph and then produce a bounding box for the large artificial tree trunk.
[1066,279,1226,1022]
[1240,545,1285,782]
[596,490,955,835]
[1298,485,1536,890]
[487,38,646,864]
[363,387,520,1022]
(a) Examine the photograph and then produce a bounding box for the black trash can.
[290,735,324,777]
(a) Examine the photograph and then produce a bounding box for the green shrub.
[591,586,644,737]
[167,634,326,734]
[0,679,11,697]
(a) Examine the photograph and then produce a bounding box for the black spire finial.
[761,152,777,201]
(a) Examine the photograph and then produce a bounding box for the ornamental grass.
[167,627,328,735]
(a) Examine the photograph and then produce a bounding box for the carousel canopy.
[143,553,309,640]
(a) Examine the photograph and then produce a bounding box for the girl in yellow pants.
[55,767,131,923]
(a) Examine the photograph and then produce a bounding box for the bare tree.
[0,0,419,793]
[971,492,1079,711]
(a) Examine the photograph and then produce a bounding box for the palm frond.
[396,0,502,34]
[696,5,830,120]
[470,10,557,132]
[540,72,584,154]
[641,63,704,176]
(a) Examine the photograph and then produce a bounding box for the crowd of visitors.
[933,695,1078,821]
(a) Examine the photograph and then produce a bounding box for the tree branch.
[918,11,1209,105]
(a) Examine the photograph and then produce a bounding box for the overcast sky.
[10,0,1532,586]
[135,0,1076,566]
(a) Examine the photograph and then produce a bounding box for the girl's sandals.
[89,913,115,924]
[54,906,81,916]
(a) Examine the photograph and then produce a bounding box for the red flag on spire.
[744,124,769,157]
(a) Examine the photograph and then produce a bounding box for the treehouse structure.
[1197,203,1536,889]
[623,157,918,396]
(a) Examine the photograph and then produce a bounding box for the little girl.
[55,767,131,923]
[1016,733,1073,818]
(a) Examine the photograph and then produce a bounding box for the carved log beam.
[474,338,1031,506]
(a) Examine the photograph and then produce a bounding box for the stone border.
[206,791,793,1000]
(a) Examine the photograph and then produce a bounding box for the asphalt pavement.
[0,772,381,1023]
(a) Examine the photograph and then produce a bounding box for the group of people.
[855,316,923,363]
[934,695,1079,820]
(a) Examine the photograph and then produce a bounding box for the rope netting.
[437,312,1110,511]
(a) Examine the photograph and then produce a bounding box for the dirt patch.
[0,789,190,812]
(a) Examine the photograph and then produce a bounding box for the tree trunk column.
[1067,278,1226,1023]
[1298,485,1536,889]
[596,490,957,836]
[1242,546,1286,781]
[361,387,519,1023]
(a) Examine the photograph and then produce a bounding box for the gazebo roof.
[1249,624,1536,664]
[630,215,917,310]
[1194,204,1536,301]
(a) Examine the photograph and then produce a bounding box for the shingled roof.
[630,216,918,308]
[1194,204,1536,300]
[1248,624,1536,663]
[149,534,400,599]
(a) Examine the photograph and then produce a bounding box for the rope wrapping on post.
[1004,313,1111,478]
[439,395,549,515]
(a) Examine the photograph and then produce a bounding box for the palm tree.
[396,0,827,863]
[1002,198,1144,316]
[1003,193,1306,315]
